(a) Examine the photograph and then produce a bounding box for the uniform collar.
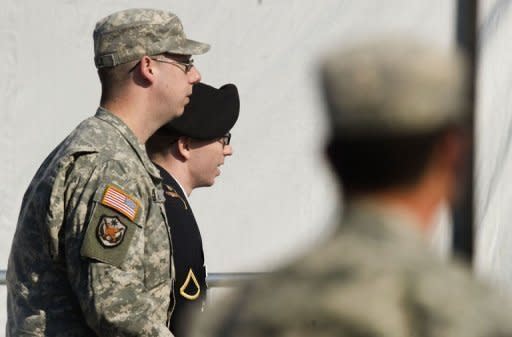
[154,163,191,208]
[95,107,162,181]
[341,198,425,245]
[169,173,191,204]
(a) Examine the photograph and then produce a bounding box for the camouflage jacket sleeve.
[64,157,174,337]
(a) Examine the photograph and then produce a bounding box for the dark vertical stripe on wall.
[452,0,477,264]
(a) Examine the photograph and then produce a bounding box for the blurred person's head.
[320,39,469,229]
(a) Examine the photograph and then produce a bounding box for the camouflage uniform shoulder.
[50,108,157,182]
[192,214,512,337]
[39,114,144,191]
[59,113,132,157]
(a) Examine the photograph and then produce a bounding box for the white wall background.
[0,0,464,334]
[475,0,512,292]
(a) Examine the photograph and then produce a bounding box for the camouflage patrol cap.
[320,39,469,139]
[94,8,210,69]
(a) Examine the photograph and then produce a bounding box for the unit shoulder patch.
[97,216,127,247]
[81,203,139,267]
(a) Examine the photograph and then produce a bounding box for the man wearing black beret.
[146,82,239,337]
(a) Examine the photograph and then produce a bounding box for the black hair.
[326,128,449,196]
[145,131,181,159]
[97,62,137,105]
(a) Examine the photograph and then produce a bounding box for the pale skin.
[102,54,201,144]
[151,136,233,196]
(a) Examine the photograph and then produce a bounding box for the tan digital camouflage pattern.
[94,8,210,68]
[6,108,175,337]
[192,202,512,337]
[321,40,469,139]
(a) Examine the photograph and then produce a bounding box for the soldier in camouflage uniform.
[190,41,512,337]
[6,8,209,337]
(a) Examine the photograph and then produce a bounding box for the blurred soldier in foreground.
[190,40,512,337]
[146,82,239,336]
[6,8,209,337]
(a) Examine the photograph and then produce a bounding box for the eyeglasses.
[219,132,231,146]
[151,57,195,73]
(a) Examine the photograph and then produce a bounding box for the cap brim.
[169,39,210,55]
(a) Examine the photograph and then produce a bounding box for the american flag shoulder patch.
[100,184,140,222]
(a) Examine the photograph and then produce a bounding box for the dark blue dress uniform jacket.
[155,164,207,337]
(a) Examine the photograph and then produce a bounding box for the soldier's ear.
[177,136,191,160]
[137,56,156,85]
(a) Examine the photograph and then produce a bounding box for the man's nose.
[188,66,201,83]
[224,144,233,156]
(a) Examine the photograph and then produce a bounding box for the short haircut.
[326,128,451,196]
[97,60,139,105]
[146,130,180,159]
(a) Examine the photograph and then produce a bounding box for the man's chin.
[195,181,215,189]
[175,107,185,117]
[166,108,184,123]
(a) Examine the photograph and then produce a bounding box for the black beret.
[158,82,240,140]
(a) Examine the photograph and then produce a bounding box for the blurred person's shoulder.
[191,219,512,337]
